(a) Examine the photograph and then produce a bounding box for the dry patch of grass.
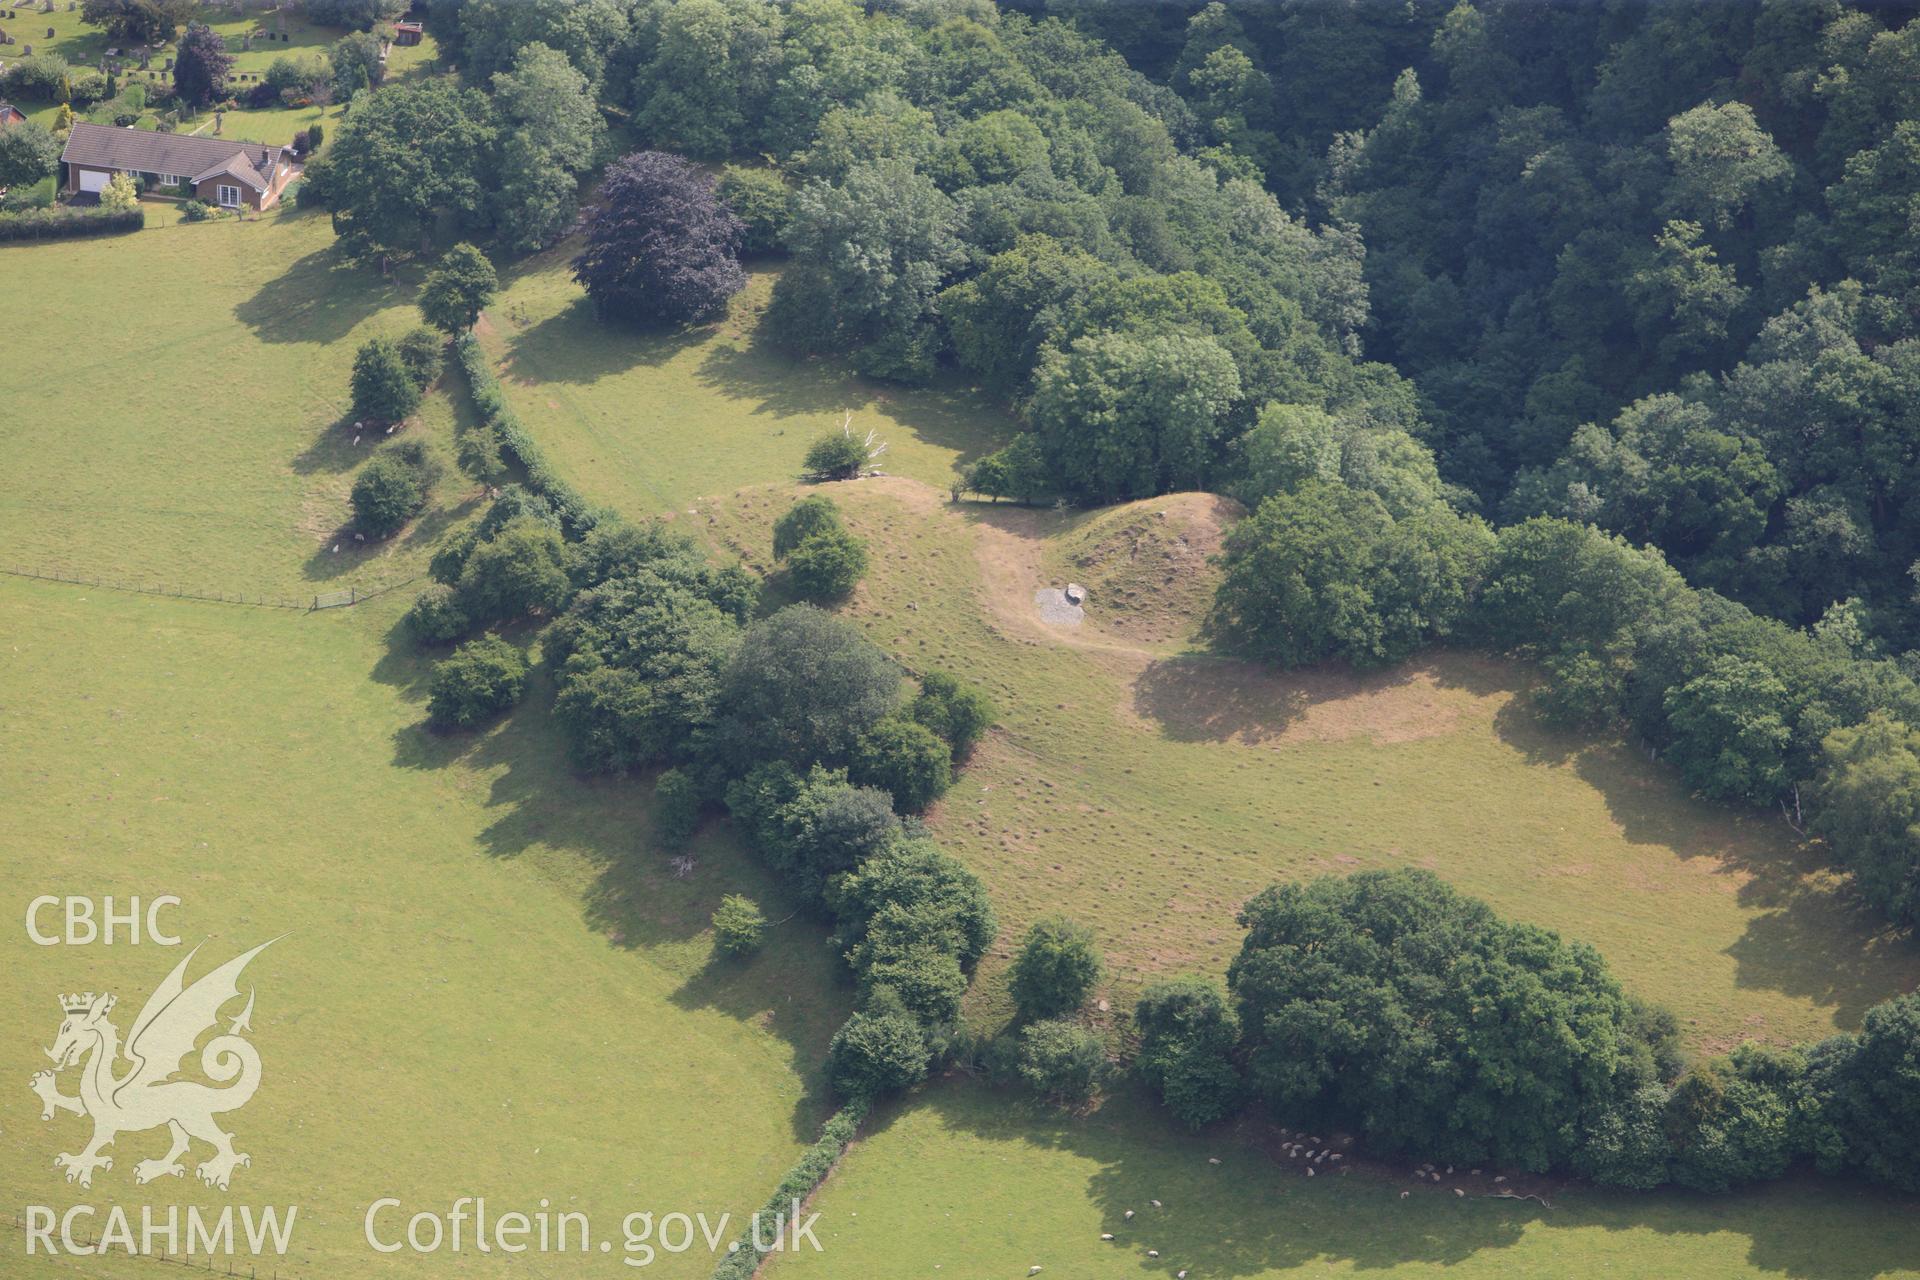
[1040,491,1242,647]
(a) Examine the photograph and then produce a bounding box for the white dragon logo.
[29,940,276,1191]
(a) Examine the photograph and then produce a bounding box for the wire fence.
[2,1203,302,1277]
[0,566,421,613]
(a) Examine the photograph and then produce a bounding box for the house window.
[217,185,242,208]
[157,173,181,187]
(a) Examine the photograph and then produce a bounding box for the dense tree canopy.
[711,604,899,770]
[1230,869,1666,1171]
[328,79,497,254]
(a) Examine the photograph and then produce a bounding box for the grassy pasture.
[0,211,843,1276]
[0,579,848,1278]
[474,251,1010,515]
[0,205,455,594]
[768,1082,1920,1280]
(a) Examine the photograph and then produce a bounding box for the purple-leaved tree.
[571,151,745,326]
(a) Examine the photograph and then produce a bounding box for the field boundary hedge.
[452,330,603,537]
[709,1099,867,1280]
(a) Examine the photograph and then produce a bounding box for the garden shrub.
[6,54,69,100]
[0,205,142,240]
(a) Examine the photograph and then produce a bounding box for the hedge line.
[452,331,603,539]
[709,1099,868,1280]
[0,206,144,242]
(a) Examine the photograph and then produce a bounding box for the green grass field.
[0,210,844,1277]
[475,249,1009,514]
[0,205,447,595]
[612,477,1920,1054]
[767,1082,1920,1280]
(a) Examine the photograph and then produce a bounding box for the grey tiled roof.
[59,121,283,191]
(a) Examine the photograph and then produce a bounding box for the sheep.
[1124,1210,1134,1220]
[1400,1191,1410,1199]
[1030,1267,1043,1275]
[1100,1234,1114,1241]
[1494,1176,1507,1184]
[1306,1167,1315,1177]
[1454,1188,1466,1197]
[1207,1157,1220,1165]
[1149,1200,1162,1209]
[1147,1250,1160,1259]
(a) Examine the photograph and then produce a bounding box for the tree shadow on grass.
[1483,679,1920,1034]
[694,341,1007,471]
[376,633,849,1139]
[1132,649,1517,746]
[291,415,365,476]
[898,1081,1920,1280]
[503,294,717,387]
[234,243,403,345]
[301,491,479,583]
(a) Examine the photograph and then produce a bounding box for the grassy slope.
[768,1082,1920,1280]
[0,206,441,594]
[0,211,844,1276]
[476,251,1007,513]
